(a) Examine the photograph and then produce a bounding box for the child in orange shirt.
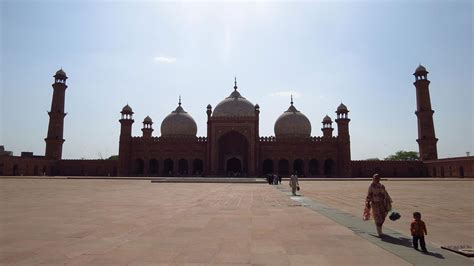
[411,212,428,252]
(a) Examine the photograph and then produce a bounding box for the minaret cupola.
[121,104,134,120]
[336,103,349,119]
[322,115,333,138]
[142,116,153,138]
[414,64,428,81]
[54,68,68,84]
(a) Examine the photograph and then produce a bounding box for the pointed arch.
[262,159,274,175]
[178,159,189,175]
[293,159,304,176]
[134,158,144,176]
[278,159,289,175]
[193,159,204,175]
[323,159,334,177]
[149,159,158,176]
[163,159,174,176]
[309,159,319,175]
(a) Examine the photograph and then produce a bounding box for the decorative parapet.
[131,136,207,143]
[310,136,323,142]
[259,136,276,142]
[59,159,118,163]
[259,136,337,143]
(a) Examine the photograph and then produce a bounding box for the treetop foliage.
[384,150,419,161]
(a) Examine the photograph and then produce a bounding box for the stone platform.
[151,177,268,183]
[0,178,472,265]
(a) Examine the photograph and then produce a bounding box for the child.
[410,212,428,252]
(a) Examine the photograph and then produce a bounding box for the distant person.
[269,174,274,185]
[289,172,299,196]
[411,212,428,252]
[365,173,392,237]
[273,174,279,185]
[278,175,282,184]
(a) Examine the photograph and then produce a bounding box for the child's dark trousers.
[413,236,427,252]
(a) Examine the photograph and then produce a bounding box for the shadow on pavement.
[420,250,445,259]
[380,234,413,248]
[378,234,445,259]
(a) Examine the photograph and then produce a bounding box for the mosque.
[0,66,472,177]
[118,78,350,177]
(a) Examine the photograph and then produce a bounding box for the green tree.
[107,155,119,160]
[384,150,419,161]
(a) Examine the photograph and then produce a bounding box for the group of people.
[266,172,300,196]
[266,173,282,185]
[365,173,428,252]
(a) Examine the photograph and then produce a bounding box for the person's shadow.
[379,234,413,247]
[376,234,445,259]
[365,233,412,247]
[420,250,445,259]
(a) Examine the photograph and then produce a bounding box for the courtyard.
[0,177,472,265]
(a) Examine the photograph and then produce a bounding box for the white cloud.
[154,56,177,63]
[270,91,302,98]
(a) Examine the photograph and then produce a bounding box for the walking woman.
[365,173,392,237]
[289,172,299,196]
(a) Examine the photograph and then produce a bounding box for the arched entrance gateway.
[218,131,249,176]
[262,159,273,174]
[226,157,242,175]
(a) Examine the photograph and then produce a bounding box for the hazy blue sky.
[1,1,472,160]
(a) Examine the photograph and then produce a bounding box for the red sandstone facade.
[0,66,472,177]
[117,81,351,177]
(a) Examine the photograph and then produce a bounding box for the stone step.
[150,177,268,183]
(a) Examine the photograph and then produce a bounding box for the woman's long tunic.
[366,183,392,226]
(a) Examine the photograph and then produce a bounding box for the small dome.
[274,102,311,138]
[143,116,153,124]
[322,115,332,123]
[336,103,348,113]
[415,64,427,73]
[212,81,255,117]
[161,103,197,137]
[54,68,67,78]
[121,104,133,114]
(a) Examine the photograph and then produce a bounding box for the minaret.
[141,116,153,139]
[335,103,351,177]
[413,65,438,160]
[321,115,333,138]
[335,103,350,140]
[119,104,134,176]
[45,69,68,160]
[206,103,212,175]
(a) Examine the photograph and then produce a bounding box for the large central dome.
[212,80,255,117]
